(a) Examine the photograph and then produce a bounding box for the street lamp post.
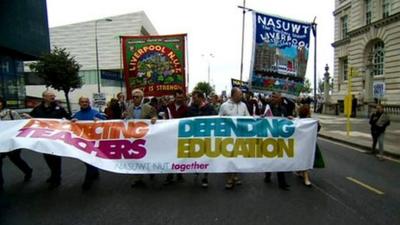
[323,64,330,114]
[201,53,214,84]
[95,18,112,94]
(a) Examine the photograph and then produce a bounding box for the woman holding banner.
[297,104,325,187]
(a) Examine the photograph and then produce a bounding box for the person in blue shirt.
[72,96,106,190]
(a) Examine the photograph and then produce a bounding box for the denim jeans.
[372,133,385,155]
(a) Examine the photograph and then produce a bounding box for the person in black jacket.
[29,90,70,189]
[187,91,216,117]
[263,92,293,191]
[369,104,391,159]
[187,90,217,188]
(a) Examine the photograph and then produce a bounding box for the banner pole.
[119,36,123,93]
[185,35,189,94]
[312,18,317,113]
[239,0,246,82]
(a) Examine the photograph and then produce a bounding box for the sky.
[46,0,335,94]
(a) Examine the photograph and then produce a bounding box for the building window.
[372,42,384,76]
[1,61,9,73]
[366,0,372,24]
[340,57,348,81]
[79,70,98,85]
[341,16,348,39]
[383,0,390,18]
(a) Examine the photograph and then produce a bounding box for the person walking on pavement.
[123,89,157,188]
[28,90,70,189]
[369,104,391,160]
[71,96,106,190]
[263,92,292,191]
[219,87,250,189]
[0,97,33,192]
[187,90,217,188]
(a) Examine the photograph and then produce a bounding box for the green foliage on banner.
[29,47,82,114]
[123,35,186,96]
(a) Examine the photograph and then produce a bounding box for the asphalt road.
[1,138,399,225]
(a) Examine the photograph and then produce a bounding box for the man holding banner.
[187,90,217,188]
[72,96,106,190]
[29,90,70,189]
[163,89,189,185]
[263,92,292,191]
[219,87,250,189]
[123,89,157,188]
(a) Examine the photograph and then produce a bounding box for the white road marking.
[346,177,384,195]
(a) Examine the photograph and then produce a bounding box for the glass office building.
[0,0,50,108]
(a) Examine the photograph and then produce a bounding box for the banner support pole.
[237,3,253,82]
[312,17,317,112]
[119,36,123,93]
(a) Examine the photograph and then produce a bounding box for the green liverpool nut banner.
[122,34,187,98]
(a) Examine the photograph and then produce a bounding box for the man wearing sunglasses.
[123,89,157,187]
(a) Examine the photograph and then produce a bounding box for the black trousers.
[43,154,62,183]
[265,172,288,186]
[0,150,32,186]
[84,163,99,182]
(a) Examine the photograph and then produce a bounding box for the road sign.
[93,93,106,107]
[373,81,385,99]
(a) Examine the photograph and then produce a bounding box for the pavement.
[313,113,400,158]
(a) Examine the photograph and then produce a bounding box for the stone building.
[332,0,400,116]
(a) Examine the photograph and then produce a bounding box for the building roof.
[50,11,158,70]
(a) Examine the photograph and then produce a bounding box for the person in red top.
[163,89,188,185]
[165,89,188,119]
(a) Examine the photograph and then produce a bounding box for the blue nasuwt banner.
[250,11,312,97]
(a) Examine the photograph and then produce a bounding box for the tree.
[193,82,215,97]
[302,78,312,94]
[30,47,82,114]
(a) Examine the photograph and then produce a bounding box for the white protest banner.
[0,116,318,174]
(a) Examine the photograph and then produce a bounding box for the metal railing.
[368,104,400,116]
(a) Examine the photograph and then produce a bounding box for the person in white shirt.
[219,88,250,117]
[218,87,250,189]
